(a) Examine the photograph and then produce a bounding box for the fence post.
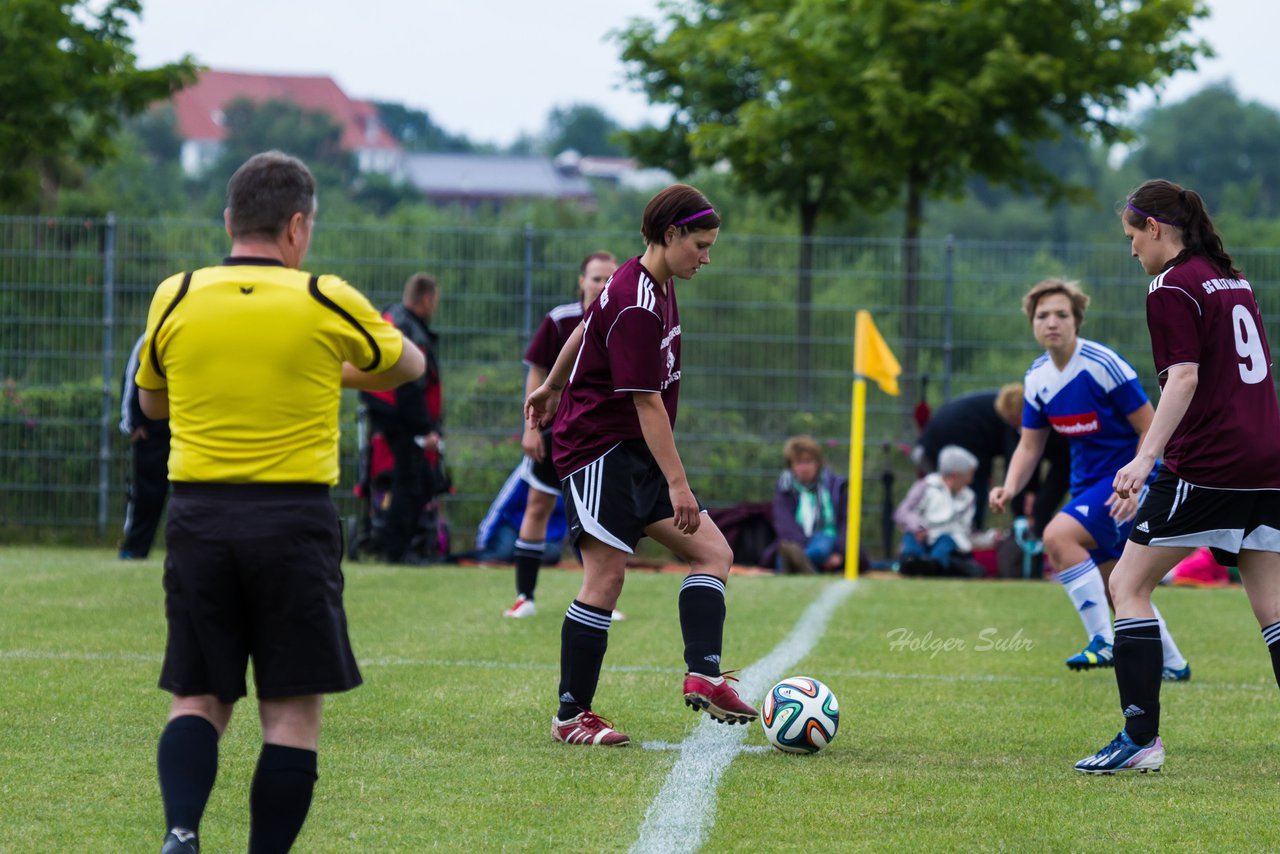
[521,223,534,341]
[942,234,955,401]
[98,213,117,538]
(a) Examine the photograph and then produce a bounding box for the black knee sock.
[558,600,611,719]
[157,715,219,836]
[1262,621,1280,691]
[1114,617,1163,745]
[248,743,318,854]
[514,539,544,599]
[679,574,726,677]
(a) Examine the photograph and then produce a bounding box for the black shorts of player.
[519,426,561,495]
[561,438,704,553]
[159,482,362,703]
[1130,467,1280,567]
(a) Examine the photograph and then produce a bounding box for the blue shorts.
[1060,473,1154,564]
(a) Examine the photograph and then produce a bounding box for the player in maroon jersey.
[502,251,617,619]
[525,184,758,746]
[1077,179,1280,774]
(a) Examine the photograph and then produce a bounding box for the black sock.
[1114,617,1163,745]
[1262,621,1280,691]
[558,600,611,719]
[157,715,219,836]
[514,539,544,599]
[248,743,318,854]
[679,574,726,677]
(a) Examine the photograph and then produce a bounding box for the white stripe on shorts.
[1167,479,1192,521]
[569,460,632,554]
[1242,525,1280,552]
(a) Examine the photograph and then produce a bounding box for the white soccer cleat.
[503,595,537,618]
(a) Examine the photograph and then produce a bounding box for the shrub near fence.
[2,215,1278,558]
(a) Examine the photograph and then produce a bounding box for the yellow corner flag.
[846,311,901,579]
[854,310,902,396]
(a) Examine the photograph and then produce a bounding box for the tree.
[0,0,196,210]
[618,0,1209,406]
[206,97,358,191]
[1131,83,1280,219]
[543,103,626,156]
[373,101,476,152]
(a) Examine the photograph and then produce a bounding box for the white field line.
[628,580,857,854]
[1,648,1273,694]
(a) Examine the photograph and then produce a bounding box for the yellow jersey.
[135,258,404,484]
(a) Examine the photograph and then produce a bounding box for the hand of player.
[669,483,700,535]
[521,424,545,462]
[1105,489,1140,524]
[822,553,843,571]
[1113,455,1155,500]
[524,384,561,429]
[988,486,1010,513]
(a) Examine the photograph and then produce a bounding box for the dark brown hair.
[1122,179,1241,277]
[640,184,720,245]
[226,151,316,240]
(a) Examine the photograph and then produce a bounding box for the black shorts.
[1130,468,1280,566]
[159,482,362,703]
[561,439,701,553]
[519,427,561,495]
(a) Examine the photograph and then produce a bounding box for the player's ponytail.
[1123,179,1241,278]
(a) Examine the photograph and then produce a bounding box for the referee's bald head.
[226,151,317,240]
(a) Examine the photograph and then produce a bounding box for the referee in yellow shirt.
[137,151,424,854]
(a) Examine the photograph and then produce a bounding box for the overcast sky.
[131,0,1276,148]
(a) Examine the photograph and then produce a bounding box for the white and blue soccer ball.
[760,676,839,754]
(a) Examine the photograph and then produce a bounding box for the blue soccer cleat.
[1066,634,1114,671]
[1074,730,1164,774]
[1162,662,1191,682]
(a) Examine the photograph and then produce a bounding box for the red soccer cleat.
[683,670,758,725]
[551,710,631,746]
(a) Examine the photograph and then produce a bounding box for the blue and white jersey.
[1022,337,1149,495]
[475,463,567,550]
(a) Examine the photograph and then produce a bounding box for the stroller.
[347,400,451,563]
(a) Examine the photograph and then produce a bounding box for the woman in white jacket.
[896,445,983,576]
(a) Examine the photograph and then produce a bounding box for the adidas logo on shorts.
[1136,521,1150,533]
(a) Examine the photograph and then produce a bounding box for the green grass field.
[4,547,1280,852]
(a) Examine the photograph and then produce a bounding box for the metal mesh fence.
[2,215,1278,555]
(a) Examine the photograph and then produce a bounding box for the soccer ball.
[760,676,839,754]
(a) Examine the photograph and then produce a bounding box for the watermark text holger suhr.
[885,627,1035,659]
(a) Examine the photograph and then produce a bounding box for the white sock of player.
[1151,601,1188,670]
[1057,558,1113,643]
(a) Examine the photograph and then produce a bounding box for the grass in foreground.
[2,547,1280,852]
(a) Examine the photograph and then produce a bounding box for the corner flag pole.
[845,375,867,580]
[847,310,901,580]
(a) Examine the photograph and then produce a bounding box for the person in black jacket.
[119,331,171,559]
[914,385,1069,532]
[366,273,442,564]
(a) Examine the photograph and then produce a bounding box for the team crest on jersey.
[1048,412,1100,436]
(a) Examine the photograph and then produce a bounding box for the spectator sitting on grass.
[772,435,848,574]
[895,445,984,578]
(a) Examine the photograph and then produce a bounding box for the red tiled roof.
[172,69,399,151]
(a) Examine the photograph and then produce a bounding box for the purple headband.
[673,207,716,226]
[1126,201,1184,228]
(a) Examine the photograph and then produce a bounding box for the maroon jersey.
[553,257,680,475]
[524,301,584,371]
[1146,255,1280,488]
